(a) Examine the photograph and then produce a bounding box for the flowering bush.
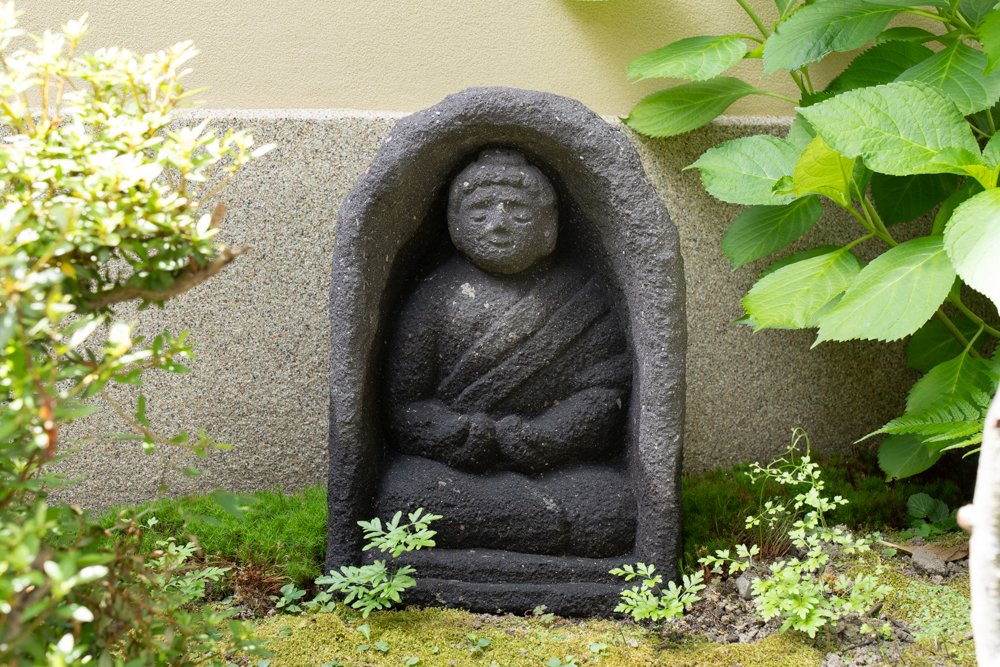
[0,3,270,663]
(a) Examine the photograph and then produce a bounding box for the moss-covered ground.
[242,542,973,666]
[847,537,976,667]
[94,448,974,665]
[248,606,824,667]
[98,485,328,586]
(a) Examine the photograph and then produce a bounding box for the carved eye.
[509,208,531,223]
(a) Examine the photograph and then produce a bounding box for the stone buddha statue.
[378,148,636,558]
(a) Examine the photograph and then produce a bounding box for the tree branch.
[83,244,250,310]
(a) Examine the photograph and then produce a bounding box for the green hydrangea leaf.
[743,248,862,330]
[816,235,956,343]
[763,0,908,74]
[934,150,1000,189]
[943,187,1000,310]
[878,434,942,480]
[985,132,1000,166]
[933,179,983,234]
[906,314,980,372]
[722,197,823,268]
[875,27,939,44]
[870,173,959,226]
[775,0,798,18]
[872,391,990,454]
[907,349,998,413]
[786,114,816,150]
[981,8,1000,73]
[825,41,933,95]
[895,41,1000,114]
[628,35,749,82]
[625,78,759,138]
[689,135,801,205]
[761,245,844,278]
[792,135,856,207]
[799,81,982,176]
[960,0,998,27]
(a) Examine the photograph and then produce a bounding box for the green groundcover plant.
[700,429,891,638]
[0,2,270,664]
[264,508,440,622]
[316,508,441,618]
[609,562,706,621]
[619,0,1000,479]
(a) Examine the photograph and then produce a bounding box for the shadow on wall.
[560,0,715,114]
[560,0,852,116]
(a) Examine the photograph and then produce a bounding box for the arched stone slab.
[327,87,685,616]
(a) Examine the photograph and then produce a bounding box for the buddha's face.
[449,183,558,275]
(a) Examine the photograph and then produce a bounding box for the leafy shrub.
[0,2,269,663]
[700,429,891,637]
[622,0,1000,480]
[316,508,441,617]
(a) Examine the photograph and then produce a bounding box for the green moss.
[887,574,974,666]
[85,452,975,665]
[249,606,823,667]
[98,486,328,587]
[842,550,974,667]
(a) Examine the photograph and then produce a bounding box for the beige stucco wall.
[21,0,835,116]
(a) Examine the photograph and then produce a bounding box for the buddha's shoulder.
[408,256,481,295]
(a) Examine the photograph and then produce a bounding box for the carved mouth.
[490,239,513,249]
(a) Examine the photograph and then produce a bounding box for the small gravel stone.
[911,547,949,576]
[735,575,753,599]
[822,652,845,667]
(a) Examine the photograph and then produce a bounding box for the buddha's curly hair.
[448,148,557,220]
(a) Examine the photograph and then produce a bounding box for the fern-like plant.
[869,390,993,453]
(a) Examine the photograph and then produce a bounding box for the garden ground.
[108,449,976,667]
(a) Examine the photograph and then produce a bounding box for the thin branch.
[735,0,770,38]
[935,310,984,359]
[197,173,237,207]
[950,295,1000,339]
[84,244,250,309]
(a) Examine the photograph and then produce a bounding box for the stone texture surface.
[53,107,915,512]
[326,89,685,615]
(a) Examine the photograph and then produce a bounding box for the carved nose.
[487,211,510,232]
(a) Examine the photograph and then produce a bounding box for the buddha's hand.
[495,415,533,465]
[450,412,500,470]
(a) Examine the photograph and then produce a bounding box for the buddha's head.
[448,148,558,275]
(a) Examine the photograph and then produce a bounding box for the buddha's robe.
[379,255,636,557]
[385,255,631,474]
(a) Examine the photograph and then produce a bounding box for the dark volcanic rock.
[327,87,685,616]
